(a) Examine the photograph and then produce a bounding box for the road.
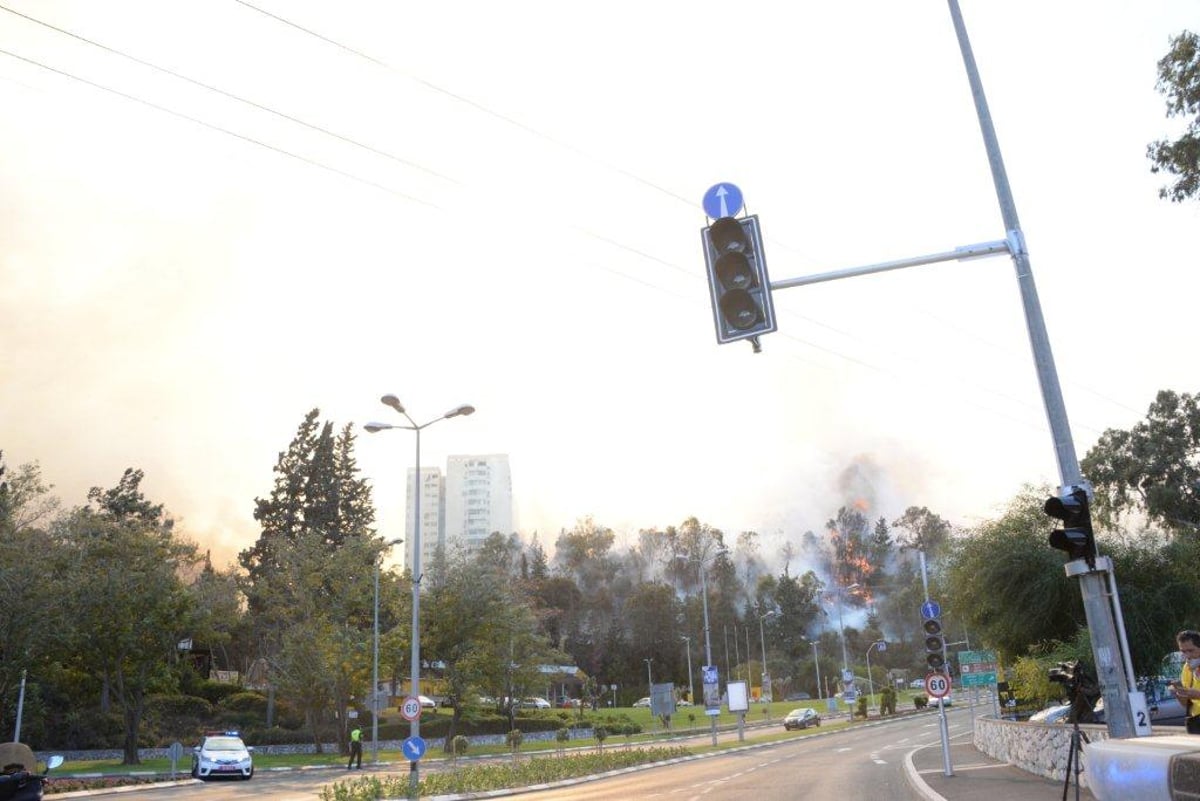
[101,709,971,801]
[502,712,958,801]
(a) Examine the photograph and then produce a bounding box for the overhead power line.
[0,3,458,186]
[0,46,437,208]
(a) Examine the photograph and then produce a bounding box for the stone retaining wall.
[973,715,1109,787]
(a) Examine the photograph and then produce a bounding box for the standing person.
[1171,630,1200,734]
[347,726,363,769]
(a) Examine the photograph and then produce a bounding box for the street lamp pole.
[831,582,861,675]
[644,658,654,695]
[365,396,475,797]
[373,537,403,765]
[865,640,886,716]
[681,635,695,705]
[809,641,822,700]
[689,544,728,747]
[756,607,777,702]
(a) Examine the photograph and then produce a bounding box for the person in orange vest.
[347,726,363,769]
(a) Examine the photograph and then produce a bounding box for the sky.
[1,1,1196,573]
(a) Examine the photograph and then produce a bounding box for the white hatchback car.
[191,731,253,780]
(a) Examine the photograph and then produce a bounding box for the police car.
[191,731,254,780]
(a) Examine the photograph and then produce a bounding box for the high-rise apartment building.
[404,466,445,575]
[444,454,513,553]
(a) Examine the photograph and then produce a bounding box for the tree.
[64,470,201,764]
[943,486,1083,661]
[1148,31,1200,202]
[1082,390,1199,535]
[0,456,66,740]
[424,545,560,751]
[891,506,952,557]
[241,410,376,587]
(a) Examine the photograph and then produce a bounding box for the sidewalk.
[906,739,1094,801]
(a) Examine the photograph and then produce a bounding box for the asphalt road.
[501,713,949,801]
[94,710,968,801]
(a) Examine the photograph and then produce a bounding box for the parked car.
[910,678,928,689]
[418,695,437,709]
[633,696,652,708]
[1028,704,1072,724]
[677,698,693,706]
[783,707,821,731]
[519,697,551,709]
[191,731,254,780]
[785,692,811,701]
[926,693,954,707]
[559,697,582,708]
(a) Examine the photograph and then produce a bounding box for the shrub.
[855,697,868,719]
[452,735,469,763]
[218,692,268,715]
[914,696,928,710]
[593,726,608,751]
[143,695,214,743]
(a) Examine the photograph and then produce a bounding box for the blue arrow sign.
[402,736,427,761]
[921,600,942,620]
[702,183,744,220]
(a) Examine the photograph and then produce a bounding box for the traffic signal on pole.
[700,215,777,350]
[923,617,946,671]
[1044,487,1096,568]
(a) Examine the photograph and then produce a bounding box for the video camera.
[1048,660,1100,724]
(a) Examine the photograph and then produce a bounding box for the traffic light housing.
[923,617,946,671]
[1045,487,1096,568]
[700,215,777,350]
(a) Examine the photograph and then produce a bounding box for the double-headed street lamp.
[372,537,403,764]
[365,395,474,796]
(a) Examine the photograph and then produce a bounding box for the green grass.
[54,694,922,777]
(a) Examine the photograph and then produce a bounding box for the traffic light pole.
[944,0,1139,739]
[761,1,1144,740]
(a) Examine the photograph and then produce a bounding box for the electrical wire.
[0,46,438,209]
[0,3,459,186]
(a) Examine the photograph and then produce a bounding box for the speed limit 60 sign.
[400,696,422,721]
[925,672,951,698]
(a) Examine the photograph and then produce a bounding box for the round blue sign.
[921,600,942,620]
[702,183,744,220]
[402,735,427,761]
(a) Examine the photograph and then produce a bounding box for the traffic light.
[1044,487,1096,568]
[923,617,946,671]
[700,215,777,351]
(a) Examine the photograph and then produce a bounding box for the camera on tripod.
[1048,659,1100,724]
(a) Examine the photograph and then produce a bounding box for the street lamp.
[828,582,861,675]
[681,635,695,705]
[643,657,654,695]
[677,544,728,746]
[865,640,887,716]
[805,640,823,700]
[755,606,778,702]
[365,395,474,796]
[372,537,403,765]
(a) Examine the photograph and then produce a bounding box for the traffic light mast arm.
[769,238,1011,291]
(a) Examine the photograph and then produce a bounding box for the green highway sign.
[958,649,998,687]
